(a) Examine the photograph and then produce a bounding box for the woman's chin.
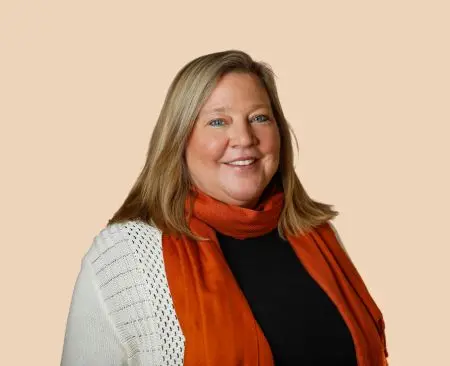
[222,187,264,208]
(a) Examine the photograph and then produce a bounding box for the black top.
[216,228,357,366]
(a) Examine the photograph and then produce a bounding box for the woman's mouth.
[224,158,259,171]
[225,159,256,166]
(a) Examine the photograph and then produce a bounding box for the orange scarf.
[162,186,388,365]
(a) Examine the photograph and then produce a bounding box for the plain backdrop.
[1,1,449,365]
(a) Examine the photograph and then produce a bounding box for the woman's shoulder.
[82,219,166,298]
[79,220,180,363]
[84,219,163,265]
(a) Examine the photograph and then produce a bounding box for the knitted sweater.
[60,220,348,366]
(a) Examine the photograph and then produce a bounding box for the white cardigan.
[60,219,346,365]
[61,220,185,365]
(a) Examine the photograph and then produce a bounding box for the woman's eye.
[252,114,269,123]
[208,119,225,127]
[208,115,269,127]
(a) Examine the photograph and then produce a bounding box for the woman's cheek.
[202,136,228,162]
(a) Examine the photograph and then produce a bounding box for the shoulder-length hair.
[108,49,338,240]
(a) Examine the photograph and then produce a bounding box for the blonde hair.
[108,50,338,240]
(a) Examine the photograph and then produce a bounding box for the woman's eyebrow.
[203,103,270,115]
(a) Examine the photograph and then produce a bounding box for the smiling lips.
[226,159,255,166]
[225,158,258,166]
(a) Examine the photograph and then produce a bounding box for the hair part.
[108,49,338,240]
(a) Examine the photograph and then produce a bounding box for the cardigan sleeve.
[60,257,128,366]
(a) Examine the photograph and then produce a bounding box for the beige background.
[1,1,449,365]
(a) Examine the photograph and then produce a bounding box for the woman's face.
[185,72,281,208]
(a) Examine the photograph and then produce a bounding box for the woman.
[61,50,388,365]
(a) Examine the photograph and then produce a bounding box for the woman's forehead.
[200,73,271,113]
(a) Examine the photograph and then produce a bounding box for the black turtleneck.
[216,228,357,366]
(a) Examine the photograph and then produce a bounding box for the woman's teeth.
[227,159,255,166]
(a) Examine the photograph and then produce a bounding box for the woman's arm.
[60,257,128,366]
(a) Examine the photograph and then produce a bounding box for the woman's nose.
[229,120,257,147]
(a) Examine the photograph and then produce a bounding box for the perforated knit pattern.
[123,221,185,365]
[86,220,185,366]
